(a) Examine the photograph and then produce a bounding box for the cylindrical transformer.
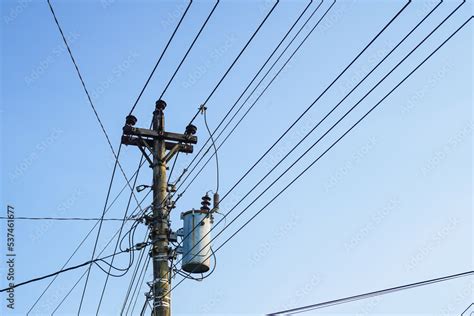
[181,209,212,273]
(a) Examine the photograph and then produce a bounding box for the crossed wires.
[32,0,192,313]
[154,0,471,300]
[167,0,408,280]
[38,0,281,313]
[28,0,471,314]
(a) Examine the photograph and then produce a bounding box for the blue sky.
[1,0,472,315]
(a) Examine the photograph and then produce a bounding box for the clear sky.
[1,0,472,315]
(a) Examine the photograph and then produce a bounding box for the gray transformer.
[181,209,212,273]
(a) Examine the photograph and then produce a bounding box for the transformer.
[181,209,212,273]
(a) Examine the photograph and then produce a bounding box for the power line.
[174,0,330,202]
[186,0,281,126]
[27,161,148,314]
[128,0,193,115]
[202,106,220,193]
[144,0,318,238]
[0,216,137,221]
[159,0,220,100]
[45,2,146,312]
[174,0,320,199]
[96,155,145,313]
[170,0,408,274]
[120,244,149,314]
[50,220,148,314]
[46,0,142,211]
[129,256,152,315]
[0,245,145,292]
[168,11,472,296]
[181,0,446,254]
[268,271,474,315]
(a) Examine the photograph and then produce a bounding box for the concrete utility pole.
[121,100,197,316]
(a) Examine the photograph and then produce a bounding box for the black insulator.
[185,124,197,136]
[200,194,211,211]
[125,115,137,126]
[155,99,167,110]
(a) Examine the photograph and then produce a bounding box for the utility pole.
[122,100,197,316]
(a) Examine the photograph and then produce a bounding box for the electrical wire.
[27,175,149,314]
[167,151,179,185]
[96,154,145,313]
[169,0,346,271]
[124,0,288,250]
[129,256,152,315]
[120,244,149,314]
[202,106,220,193]
[268,271,474,315]
[174,0,332,203]
[0,245,145,292]
[177,0,317,185]
[46,0,142,211]
[178,0,443,239]
[169,0,412,274]
[135,0,318,241]
[186,0,280,126]
[45,2,147,313]
[0,216,135,221]
[42,0,192,312]
[50,224,147,314]
[171,14,473,296]
[159,0,220,100]
[128,0,193,115]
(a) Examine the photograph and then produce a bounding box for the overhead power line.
[268,271,474,315]
[0,245,146,293]
[95,154,145,313]
[172,0,321,195]
[170,0,409,274]
[129,0,193,115]
[46,0,142,210]
[180,0,449,268]
[159,0,220,100]
[0,216,136,221]
[27,161,149,314]
[167,12,472,297]
[187,0,281,126]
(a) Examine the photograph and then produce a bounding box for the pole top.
[155,100,167,111]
